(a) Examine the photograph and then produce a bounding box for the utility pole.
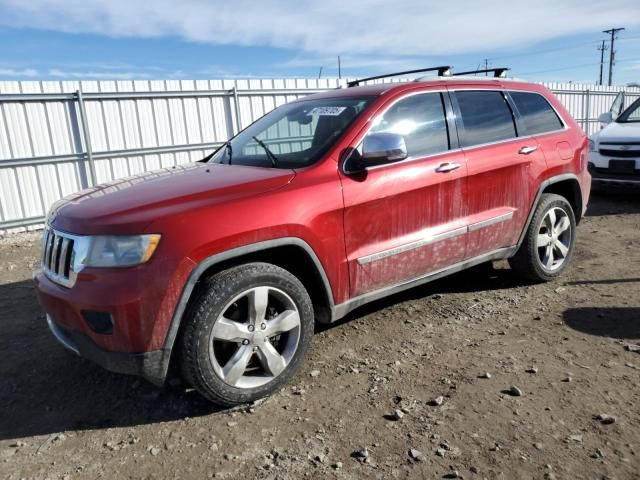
[318,66,323,79]
[484,58,489,76]
[338,56,342,79]
[597,40,608,86]
[603,27,625,86]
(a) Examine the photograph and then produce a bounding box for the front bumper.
[588,162,640,185]
[588,150,640,185]
[46,314,168,385]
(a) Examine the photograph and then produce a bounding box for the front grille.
[42,228,76,287]
[598,148,640,158]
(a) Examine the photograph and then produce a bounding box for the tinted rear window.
[456,91,517,147]
[510,91,563,135]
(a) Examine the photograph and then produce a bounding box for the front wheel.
[179,262,314,406]
[509,193,576,282]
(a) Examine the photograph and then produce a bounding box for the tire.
[179,262,314,406]
[509,193,576,282]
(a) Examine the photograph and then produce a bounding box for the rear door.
[507,90,571,174]
[340,91,468,297]
[451,89,545,259]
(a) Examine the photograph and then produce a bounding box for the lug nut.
[248,325,255,332]
[242,339,249,345]
[261,323,266,330]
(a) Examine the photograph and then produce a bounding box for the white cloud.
[47,68,150,79]
[0,67,39,77]
[0,0,638,56]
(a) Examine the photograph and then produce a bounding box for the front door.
[340,91,468,297]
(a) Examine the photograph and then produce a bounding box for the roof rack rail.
[452,67,510,78]
[347,65,452,87]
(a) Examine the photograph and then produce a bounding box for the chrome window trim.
[449,88,569,153]
[356,210,514,265]
[343,86,570,174]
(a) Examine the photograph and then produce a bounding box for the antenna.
[347,66,452,87]
[452,67,509,78]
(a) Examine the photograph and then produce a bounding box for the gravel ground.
[1,190,639,480]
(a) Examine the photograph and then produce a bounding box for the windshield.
[617,97,640,123]
[210,96,374,168]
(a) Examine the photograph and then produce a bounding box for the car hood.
[592,121,640,143]
[50,163,295,235]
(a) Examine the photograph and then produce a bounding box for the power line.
[517,57,639,76]
[603,27,625,86]
[518,62,601,75]
[487,33,640,62]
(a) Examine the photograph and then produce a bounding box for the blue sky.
[0,0,639,85]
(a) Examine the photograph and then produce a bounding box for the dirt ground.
[1,189,639,480]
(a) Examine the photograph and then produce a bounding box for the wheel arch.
[541,177,583,224]
[159,238,335,380]
[515,173,583,251]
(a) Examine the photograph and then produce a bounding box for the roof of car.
[304,77,542,101]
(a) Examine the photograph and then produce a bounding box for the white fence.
[0,78,638,232]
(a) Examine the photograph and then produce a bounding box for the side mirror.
[344,132,408,174]
[362,132,408,164]
[598,112,613,126]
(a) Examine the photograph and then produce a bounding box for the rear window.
[455,91,517,147]
[510,91,564,135]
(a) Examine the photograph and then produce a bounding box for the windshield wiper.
[252,136,278,168]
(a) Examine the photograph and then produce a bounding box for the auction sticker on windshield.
[307,106,347,116]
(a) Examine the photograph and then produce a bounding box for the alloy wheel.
[536,207,572,271]
[208,286,301,389]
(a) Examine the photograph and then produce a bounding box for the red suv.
[34,72,591,406]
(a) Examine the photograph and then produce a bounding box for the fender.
[157,237,335,380]
[515,173,582,250]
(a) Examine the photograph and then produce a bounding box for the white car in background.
[589,92,640,185]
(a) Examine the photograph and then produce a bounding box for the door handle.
[435,162,461,173]
[518,146,538,155]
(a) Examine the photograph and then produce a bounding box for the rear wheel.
[179,262,314,406]
[509,193,576,282]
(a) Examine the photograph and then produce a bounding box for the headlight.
[588,139,596,152]
[83,234,161,267]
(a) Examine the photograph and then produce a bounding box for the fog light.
[82,310,113,334]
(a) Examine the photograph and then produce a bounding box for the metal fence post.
[584,89,591,135]
[230,86,241,134]
[75,88,97,187]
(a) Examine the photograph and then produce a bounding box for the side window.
[370,93,449,157]
[455,91,517,147]
[510,91,564,135]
